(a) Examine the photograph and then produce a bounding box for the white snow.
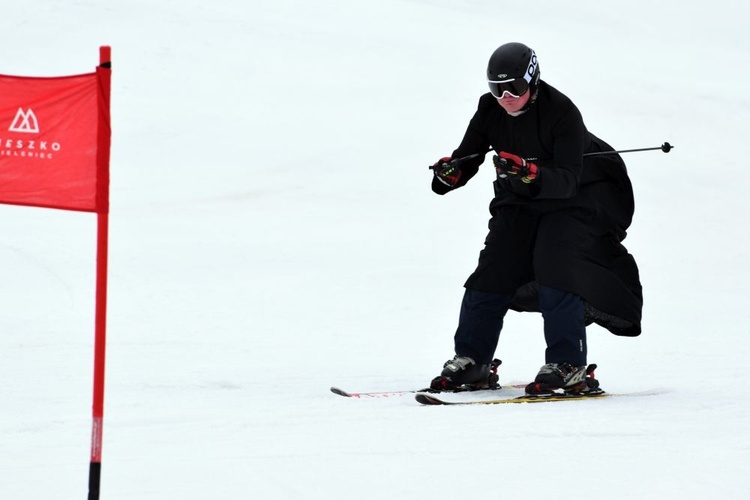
[1,0,749,498]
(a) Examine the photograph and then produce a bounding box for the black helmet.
[486,42,540,99]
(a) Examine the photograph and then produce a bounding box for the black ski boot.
[429,357,501,392]
[525,363,601,395]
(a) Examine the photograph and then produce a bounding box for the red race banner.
[0,47,112,500]
[0,66,110,213]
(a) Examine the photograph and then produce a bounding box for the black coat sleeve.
[431,99,491,195]
[533,105,585,199]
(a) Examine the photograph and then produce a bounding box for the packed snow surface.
[1,1,748,498]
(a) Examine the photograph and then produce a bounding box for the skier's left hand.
[493,151,539,184]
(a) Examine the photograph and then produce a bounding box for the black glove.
[493,151,539,184]
[431,157,462,187]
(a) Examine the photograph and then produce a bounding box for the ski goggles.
[487,77,529,99]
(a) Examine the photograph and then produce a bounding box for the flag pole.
[89,45,111,500]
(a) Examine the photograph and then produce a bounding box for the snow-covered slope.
[1,1,748,498]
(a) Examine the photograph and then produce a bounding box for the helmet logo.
[525,51,538,82]
[496,73,507,79]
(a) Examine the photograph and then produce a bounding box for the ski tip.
[415,393,448,405]
[330,387,352,397]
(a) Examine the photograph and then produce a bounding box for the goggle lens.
[488,78,529,99]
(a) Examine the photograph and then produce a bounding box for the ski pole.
[427,152,483,170]
[527,142,673,162]
[428,142,673,169]
[589,142,673,156]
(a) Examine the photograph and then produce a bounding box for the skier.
[429,42,643,394]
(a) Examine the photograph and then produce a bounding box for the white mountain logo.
[9,108,40,133]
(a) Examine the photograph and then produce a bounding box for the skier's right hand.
[431,157,462,187]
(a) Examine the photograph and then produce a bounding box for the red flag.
[0,67,110,213]
[0,48,112,500]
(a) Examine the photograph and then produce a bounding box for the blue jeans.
[454,285,587,365]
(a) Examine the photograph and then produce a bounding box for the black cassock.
[432,82,643,336]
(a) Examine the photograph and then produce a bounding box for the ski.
[329,384,527,399]
[330,387,421,398]
[415,390,608,405]
[331,359,520,398]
